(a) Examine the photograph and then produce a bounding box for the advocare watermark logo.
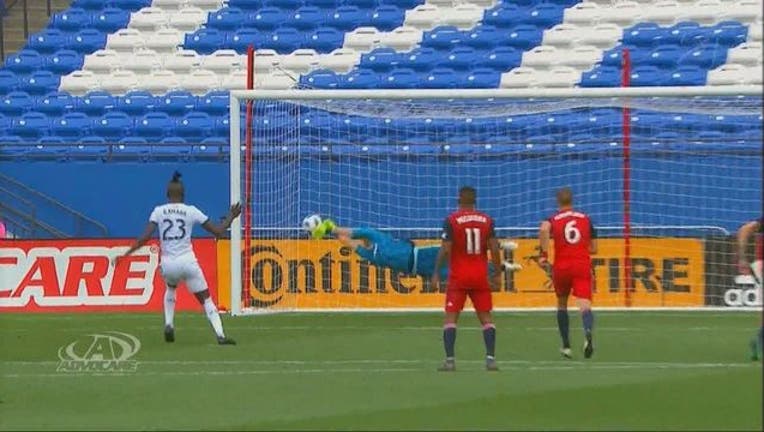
[56,332,140,373]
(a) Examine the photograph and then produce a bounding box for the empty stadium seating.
[0,0,761,157]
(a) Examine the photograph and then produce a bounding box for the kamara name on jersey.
[455,214,488,224]
[163,208,188,217]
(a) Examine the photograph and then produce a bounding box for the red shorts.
[445,277,492,312]
[552,263,593,300]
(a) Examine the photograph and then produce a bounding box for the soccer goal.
[228,86,763,316]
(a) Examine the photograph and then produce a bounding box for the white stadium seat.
[563,2,604,26]
[256,71,296,90]
[405,4,442,30]
[543,24,582,47]
[565,45,604,68]
[101,70,139,94]
[200,49,244,73]
[466,0,496,8]
[608,1,642,26]
[142,70,181,94]
[145,29,185,53]
[153,0,188,9]
[522,45,559,68]
[500,67,537,88]
[745,66,763,84]
[280,49,320,74]
[535,66,579,87]
[748,21,762,41]
[181,69,222,94]
[379,26,422,51]
[707,63,750,85]
[581,24,622,47]
[727,42,763,66]
[129,7,169,31]
[318,48,360,73]
[253,49,281,73]
[83,49,123,73]
[169,7,208,31]
[60,70,102,95]
[108,28,146,52]
[222,69,248,90]
[124,49,163,73]
[163,49,202,73]
[185,0,223,10]
[427,0,454,7]
[722,0,762,22]
[344,27,381,51]
[443,4,484,29]
[641,1,682,25]
[680,0,725,25]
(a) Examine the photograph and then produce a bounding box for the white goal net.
[228,87,763,316]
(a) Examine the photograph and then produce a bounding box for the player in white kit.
[115,172,241,345]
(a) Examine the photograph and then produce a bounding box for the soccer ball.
[302,214,323,234]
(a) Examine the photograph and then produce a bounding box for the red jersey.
[548,209,595,265]
[442,209,495,282]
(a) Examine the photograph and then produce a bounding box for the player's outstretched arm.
[202,203,242,239]
[117,222,158,262]
[432,240,451,288]
[537,220,553,276]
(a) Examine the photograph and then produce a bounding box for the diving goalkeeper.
[310,219,517,281]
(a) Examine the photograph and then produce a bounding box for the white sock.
[164,288,176,328]
[203,298,225,338]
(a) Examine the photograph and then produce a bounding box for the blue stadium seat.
[213,116,230,137]
[264,0,303,9]
[208,7,248,30]
[200,137,227,147]
[422,68,461,88]
[361,48,400,72]
[52,112,91,138]
[289,6,325,30]
[4,50,44,73]
[301,69,340,88]
[67,29,107,54]
[249,8,289,30]
[71,0,106,10]
[306,27,344,52]
[630,66,670,86]
[195,91,229,115]
[678,44,728,69]
[382,68,420,89]
[483,4,527,28]
[0,71,19,95]
[422,26,464,51]
[45,50,84,74]
[464,25,502,49]
[384,0,422,9]
[709,21,748,47]
[93,112,133,139]
[307,0,341,9]
[185,29,226,55]
[115,137,151,159]
[27,29,69,54]
[601,45,651,67]
[135,112,174,138]
[11,112,50,138]
[265,27,305,53]
[645,45,685,68]
[580,66,621,87]
[111,0,152,10]
[78,91,116,116]
[525,3,563,27]
[370,5,404,31]
[330,6,368,30]
[339,69,380,89]
[51,8,91,31]
[177,112,214,138]
[504,24,543,49]
[92,8,131,32]
[0,91,33,115]
[35,91,76,116]
[228,0,264,10]
[440,46,478,70]
[156,91,197,116]
[20,71,60,95]
[229,29,267,52]
[464,68,500,88]
[623,22,666,47]
[398,47,438,71]
[664,21,704,46]
[0,114,11,134]
[347,0,378,8]
[117,91,156,116]
[481,46,522,71]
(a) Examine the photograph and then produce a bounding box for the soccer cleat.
[217,336,237,345]
[583,338,594,359]
[437,359,456,372]
[164,325,175,343]
[560,347,572,359]
[311,219,336,240]
[485,357,499,371]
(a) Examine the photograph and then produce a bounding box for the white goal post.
[228,86,763,316]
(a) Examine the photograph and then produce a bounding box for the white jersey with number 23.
[149,203,209,261]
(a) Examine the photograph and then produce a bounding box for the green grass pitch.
[1,311,761,431]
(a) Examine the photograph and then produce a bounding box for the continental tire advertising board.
[217,238,705,309]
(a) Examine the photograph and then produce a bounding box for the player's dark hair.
[167,171,185,202]
[171,171,182,183]
[557,187,573,207]
[459,186,477,207]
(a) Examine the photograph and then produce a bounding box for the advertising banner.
[0,239,217,312]
[218,238,705,309]
[704,236,762,307]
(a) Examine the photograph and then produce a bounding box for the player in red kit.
[433,186,503,372]
[538,187,598,359]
